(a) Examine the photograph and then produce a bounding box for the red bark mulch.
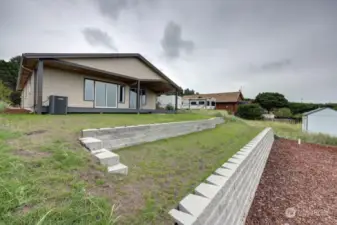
[3,108,31,114]
[246,138,337,225]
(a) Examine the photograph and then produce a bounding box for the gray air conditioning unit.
[49,95,68,115]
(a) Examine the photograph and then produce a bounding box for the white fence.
[169,128,274,225]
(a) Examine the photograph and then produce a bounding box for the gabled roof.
[17,53,182,91]
[183,91,243,103]
[302,107,337,116]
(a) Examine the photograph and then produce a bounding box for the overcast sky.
[1,0,337,102]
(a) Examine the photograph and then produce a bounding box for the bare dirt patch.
[246,138,337,225]
[13,149,51,158]
[25,129,47,136]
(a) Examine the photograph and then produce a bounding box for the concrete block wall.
[79,117,224,175]
[82,117,224,151]
[169,127,274,225]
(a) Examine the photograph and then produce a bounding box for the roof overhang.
[16,53,182,92]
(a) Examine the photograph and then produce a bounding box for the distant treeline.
[288,102,337,115]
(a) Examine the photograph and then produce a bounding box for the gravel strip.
[246,138,337,225]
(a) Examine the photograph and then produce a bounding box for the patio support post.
[137,80,140,114]
[36,60,44,114]
[33,68,37,111]
[175,89,178,112]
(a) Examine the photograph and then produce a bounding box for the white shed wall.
[305,108,337,137]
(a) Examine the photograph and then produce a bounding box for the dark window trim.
[118,85,125,103]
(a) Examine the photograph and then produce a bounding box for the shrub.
[10,91,21,106]
[156,102,163,109]
[273,107,292,118]
[237,104,263,120]
[165,103,174,110]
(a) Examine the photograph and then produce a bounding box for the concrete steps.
[108,163,128,175]
[79,138,128,175]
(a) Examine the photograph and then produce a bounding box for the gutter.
[15,55,24,91]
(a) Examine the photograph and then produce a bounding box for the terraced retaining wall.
[169,127,274,225]
[81,117,224,151]
[79,117,224,175]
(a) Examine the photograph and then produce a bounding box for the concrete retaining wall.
[82,117,224,151]
[169,127,274,225]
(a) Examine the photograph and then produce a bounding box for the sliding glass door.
[95,81,117,108]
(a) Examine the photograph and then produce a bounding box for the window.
[84,79,94,101]
[190,101,197,105]
[207,101,210,106]
[199,101,205,105]
[211,102,216,106]
[140,89,146,105]
[129,88,146,108]
[28,78,31,94]
[95,81,118,108]
[119,85,125,103]
[24,85,27,98]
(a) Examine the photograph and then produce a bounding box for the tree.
[0,81,12,103]
[255,92,288,112]
[0,56,21,90]
[182,88,198,96]
[0,55,21,104]
[273,107,292,118]
[236,104,263,120]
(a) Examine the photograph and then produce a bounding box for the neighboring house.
[16,53,181,114]
[157,95,182,109]
[302,108,337,137]
[183,91,244,113]
[181,96,216,110]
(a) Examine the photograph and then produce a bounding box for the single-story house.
[181,96,216,110]
[183,91,244,113]
[302,107,337,137]
[16,53,181,114]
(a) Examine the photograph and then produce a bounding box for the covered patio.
[17,53,181,114]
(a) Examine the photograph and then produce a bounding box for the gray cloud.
[95,0,128,20]
[248,59,292,73]
[260,59,291,71]
[82,27,117,51]
[161,21,195,59]
[1,0,337,102]
[95,0,155,21]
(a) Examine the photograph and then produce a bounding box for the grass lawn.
[0,113,261,224]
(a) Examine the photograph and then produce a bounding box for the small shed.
[302,108,337,137]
